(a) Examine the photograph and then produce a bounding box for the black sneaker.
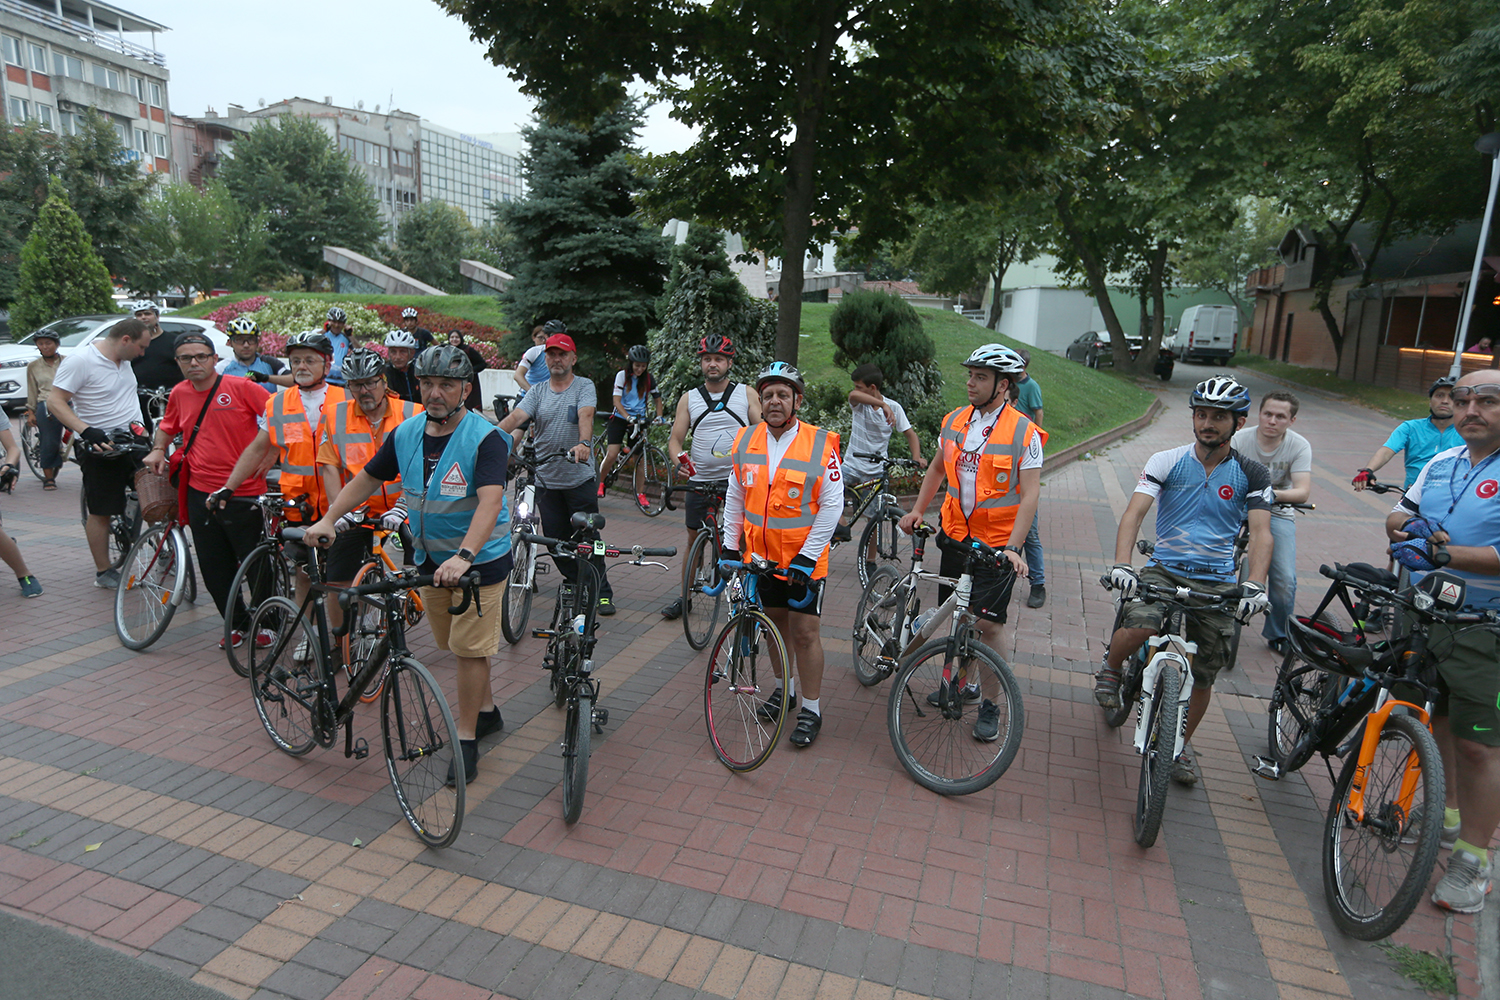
[475,706,503,740]
[1026,584,1046,609]
[660,598,683,620]
[927,682,980,707]
[757,687,795,722]
[597,598,617,616]
[446,739,479,786]
[973,699,1001,742]
[789,708,822,747]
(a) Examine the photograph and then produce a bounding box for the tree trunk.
[1055,191,1130,366]
[986,232,1021,330]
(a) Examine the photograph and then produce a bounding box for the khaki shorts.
[421,581,506,659]
[1430,623,1500,747]
[1119,565,1238,689]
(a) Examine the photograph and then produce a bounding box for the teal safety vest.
[393,411,511,566]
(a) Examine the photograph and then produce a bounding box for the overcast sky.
[142,0,694,154]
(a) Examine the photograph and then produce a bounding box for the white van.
[1176,305,1239,364]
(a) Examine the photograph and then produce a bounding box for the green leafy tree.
[218,116,383,288]
[893,199,1049,329]
[833,237,911,283]
[11,178,116,336]
[1173,196,1286,325]
[496,98,671,381]
[118,181,273,298]
[391,200,481,293]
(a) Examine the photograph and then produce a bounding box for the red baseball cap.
[544,333,577,353]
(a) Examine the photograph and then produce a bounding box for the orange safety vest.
[322,393,421,516]
[938,402,1046,547]
[265,385,346,519]
[730,420,841,580]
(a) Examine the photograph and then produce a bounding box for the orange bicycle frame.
[1343,699,1431,822]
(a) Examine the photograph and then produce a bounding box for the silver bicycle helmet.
[325,306,348,323]
[1189,376,1252,415]
[963,343,1026,375]
[756,362,805,395]
[342,348,387,382]
[413,345,474,380]
[384,328,418,349]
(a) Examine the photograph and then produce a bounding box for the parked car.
[0,315,230,411]
[1063,330,1174,380]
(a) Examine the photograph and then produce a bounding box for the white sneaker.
[293,638,313,663]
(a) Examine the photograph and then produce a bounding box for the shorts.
[325,526,373,582]
[937,531,1017,625]
[1119,565,1237,689]
[603,415,641,446]
[421,581,506,659]
[684,483,727,532]
[757,573,824,617]
[1429,622,1500,746]
[78,450,140,517]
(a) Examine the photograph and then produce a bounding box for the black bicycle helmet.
[413,344,474,380]
[697,334,735,357]
[627,344,650,364]
[326,306,348,323]
[342,348,387,382]
[1285,614,1373,679]
[286,331,334,356]
[1190,375,1252,415]
[1429,375,1457,397]
[542,319,567,335]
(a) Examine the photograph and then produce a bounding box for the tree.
[496,99,671,380]
[391,200,481,293]
[218,116,383,288]
[11,178,116,336]
[833,238,911,283]
[118,182,273,298]
[893,199,1049,329]
[1173,196,1286,324]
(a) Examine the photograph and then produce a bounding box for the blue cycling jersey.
[1397,444,1500,607]
[1134,444,1273,581]
[1382,417,1463,489]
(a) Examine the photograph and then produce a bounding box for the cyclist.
[835,363,927,577]
[307,345,511,786]
[383,329,421,403]
[0,408,42,597]
[660,334,760,619]
[1354,376,1461,492]
[513,320,560,389]
[23,327,64,490]
[397,306,435,351]
[322,307,352,386]
[597,344,664,497]
[216,318,292,387]
[897,345,1044,743]
[127,301,180,427]
[723,362,843,748]
[1094,376,1273,785]
[1384,369,1500,913]
[445,331,489,412]
[1013,349,1046,609]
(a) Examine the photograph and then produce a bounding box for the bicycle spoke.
[382,659,464,848]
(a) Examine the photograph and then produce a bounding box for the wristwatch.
[455,548,476,563]
[1005,545,1024,555]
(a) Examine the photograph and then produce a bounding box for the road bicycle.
[851,522,956,687]
[593,416,669,516]
[1099,547,1250,846]
[1227,500,1314,667]
[663,479,729,651]
[246,529,476,848]
[343,517,425,705]
[886,533,1025,795]
[500,443,559,645]
[522,512,674,822]
[835,452,921,589]
[223,491,313,677]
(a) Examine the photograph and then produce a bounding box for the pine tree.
[10,178,116,336]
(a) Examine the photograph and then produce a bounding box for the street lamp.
[1451,132,1500,377]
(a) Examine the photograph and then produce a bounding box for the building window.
[36,105,53,129]
[135,128,148,153]
[93,64,122,91]
[154,132,166,156]
[114,121,128,147]
[52,53,83,79]
[132,76,145,102]
[8,97,28,122]
[2,35,20,66]
[149,82,162,107]
[28,43,45,71]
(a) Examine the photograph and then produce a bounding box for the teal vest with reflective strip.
[392,411,511,566]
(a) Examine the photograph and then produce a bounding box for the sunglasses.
[1450,385,1500,401]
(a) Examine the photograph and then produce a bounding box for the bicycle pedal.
[1250,756,1281,781]
[351,738,370,760]
[592,707,609,732]
[532,629,556,639]
[536,562,550,574]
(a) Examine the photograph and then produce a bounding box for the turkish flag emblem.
[1477,479,1498,499]
[1218,485,1235,500]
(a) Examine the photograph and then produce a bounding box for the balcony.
[0,0,167,68]
[54,75,136,118]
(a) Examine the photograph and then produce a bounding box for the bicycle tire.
[562,691,592,824]
[636,446,668,516]
[382,657,465,848]
[887,636,1025,795]
[224,542,293,678]
[1227,550,1248,670]
[501,536,534,644]
[1322,713,1443,940]
[1103,645,1147,730]
[348,561,392,705]
[114,523,186,650]
[21,420,44,481]
[852,566,902,687]
[247,596,320,756]
[183,558,198,605]
[592,437,609,484]
[704,609,790,771]
[858,512,906,590]
[1133,660,1182,848]
[682,530,723,651]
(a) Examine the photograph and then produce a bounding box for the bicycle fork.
[1343,698,1430,828]
[1133,636,1194,760]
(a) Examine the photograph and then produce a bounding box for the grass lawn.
[172,292,512,331]
[1234,355,1429,420]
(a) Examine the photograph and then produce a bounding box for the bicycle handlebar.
[705,557,816,608]
[518,531,676,561]
[335,570,482,615]
[1316,561,1495,626]
[1098,574,1245,610]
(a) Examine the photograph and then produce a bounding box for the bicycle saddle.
[1342,562,1398,591]
[1287,614,1375,677]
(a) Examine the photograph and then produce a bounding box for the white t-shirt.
[1230,426,1312,519]
[52,343,141,430]
[845,397,912,481]
[299,385,329,432]
[954,403,1043,517]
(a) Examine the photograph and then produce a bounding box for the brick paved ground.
[0,361,1492,999]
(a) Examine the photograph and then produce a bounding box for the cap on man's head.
[544,333,577,353]
[173,332,214,352]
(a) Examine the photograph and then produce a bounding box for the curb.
[1040,397,1164,476]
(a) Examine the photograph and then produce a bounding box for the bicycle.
[1099,551,1250,846]
[522,513,674,822]
[593,416,669,516]
[20,419,72,481]
[75,433,145,571]
[1253,560,1481,940]
[344,516,426,705]
[500,443,559,645]
[662,479,729,651]
[887,533,1025,795]
[834,452,920,589]
[114,501,198,651]
[246,529,476,848]
[1227,500,1314,668]
[851,522,956,687]
[223,492,314,677]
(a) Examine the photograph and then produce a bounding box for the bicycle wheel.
[857,512,907,590]
[561,690,592,824]
[348,561,392,704]
[1134,659,1182,848]
[682,530,723,651]
[1103,644,1148,730]
[114,523,187,650]
[382,657,464,848]
[1227,549,1249,669]
[852,566,902,687]
[21,421,44,481]
[887,636,1025,795]
[247,597,320,756]
[225,542,292,678]
[184,558,198,605]
[635,446,668,516]
[704,610,790,771]
[592,437,609,480]
[1322,713,1443,940]
[501,536,534,644]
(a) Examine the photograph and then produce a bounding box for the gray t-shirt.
[520,375,597,489]
[1231,426,1311,519]
[844,397,911,481]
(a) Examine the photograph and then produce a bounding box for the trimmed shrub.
[10,178,115,336]
[828,289,936,377]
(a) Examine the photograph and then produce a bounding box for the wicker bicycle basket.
[135,467,178,523]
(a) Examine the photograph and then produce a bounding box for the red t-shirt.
[159,376,272,496]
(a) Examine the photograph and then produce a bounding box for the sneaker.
[660,598,683,620]
[18,576,42,598]
[1093,668,1122,710]
[1026,584,1046,609]
[475,706,504,740]
[831,523,852,544]
[93,568,120,589]
[446,739,479,787]
[1432,847,1493,913]
[1173,744,1201,786]
[789,708,822,748]
[218,630,245,650]
[293,638,313,663]
[597,597,617,617]
[1268,638,1288,655]
[1403,806,1461,849]
[636,493,649,509]
[254,630,275,649]
[973,699,1001,742]
[927,682,980,707]
[757,687,795,722]
[597,482,606,498]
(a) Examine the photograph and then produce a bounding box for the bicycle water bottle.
[678,452,697,478]
[572,614,586,636]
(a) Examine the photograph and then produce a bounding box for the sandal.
[42,477,57,491]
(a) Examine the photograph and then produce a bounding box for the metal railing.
[0,0,166,68]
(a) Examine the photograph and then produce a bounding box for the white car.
[0,315,230,411]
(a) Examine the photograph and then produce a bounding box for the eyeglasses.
[347,379,385,392]
[1450,385,1500,402]
[175,353,215,365]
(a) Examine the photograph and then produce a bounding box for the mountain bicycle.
[851,522,956,687]
[663,479,729,651]
[834,452,920,589]
[592,416,669,516]
[223,492,313,677]
[500,444,560,645]
[887,533,1025,795]
[522,512,674,822]
[246,529,476,848]
[343,517,425,705]
[1227,500,1314,668]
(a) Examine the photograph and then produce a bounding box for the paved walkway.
[0,362,1491,1000]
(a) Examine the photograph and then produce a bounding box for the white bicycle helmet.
[963,343,1026,375]
[326,306,348,323]
[1190,375,1252,415]
[385,328,419,349]
[400,306,419,320]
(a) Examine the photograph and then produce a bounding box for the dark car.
[1063,330,1174,380]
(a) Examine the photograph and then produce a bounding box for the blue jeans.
[1262,515,1296,642]
[1022,512,1044,589]
[34,401,63,471]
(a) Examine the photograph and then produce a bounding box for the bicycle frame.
[1345,696,1430,824]
[1133,629,1194,759]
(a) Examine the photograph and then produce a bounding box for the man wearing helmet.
[723,362,843,747]
[322,306,352,386]
[660,334,761,619]
[597,344,664,496]
[217,318,292,387]
[308,345,512,786]
[1354,376,1462,491]
[128,300,183,412]
[384,329,421,403]
[1097,376,1274,785]
[898,344,1045,743]
[399,306,435,351]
